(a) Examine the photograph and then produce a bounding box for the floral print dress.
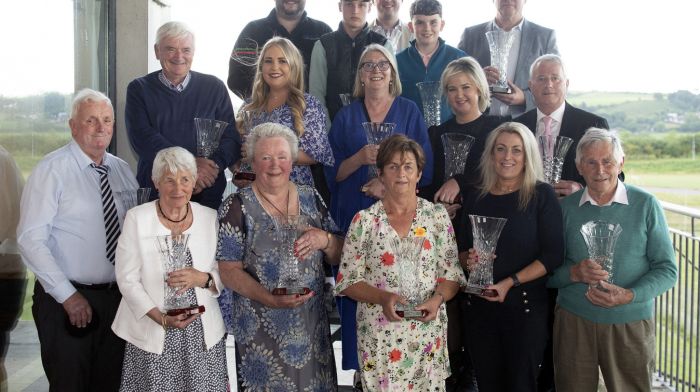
[248,93,334,187]
[217,185,338,391]
[334,198,466,391]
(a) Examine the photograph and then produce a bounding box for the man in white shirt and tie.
[515,54,609,197]
[17,89,138,391]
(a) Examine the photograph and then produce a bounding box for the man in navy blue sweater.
[126,21,240,210]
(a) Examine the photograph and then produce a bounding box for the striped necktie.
[91,164,120,265]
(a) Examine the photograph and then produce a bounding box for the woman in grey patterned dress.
[218,123,342,391]
[112,147,227,391]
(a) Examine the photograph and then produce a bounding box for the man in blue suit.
[458,0,558,117]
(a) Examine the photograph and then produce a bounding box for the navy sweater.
[125,71,240,209]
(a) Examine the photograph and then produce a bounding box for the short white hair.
[245,122,299,163]
[151,146,198,183]
[155,21,194,48]
[575,127,625,165]
[529,53,567,81]
[71,88,112,119]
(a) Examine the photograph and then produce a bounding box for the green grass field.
[567,91,655,107]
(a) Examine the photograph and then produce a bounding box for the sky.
[2,0,700,97]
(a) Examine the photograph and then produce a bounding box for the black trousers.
[32,282,124,392]
[463,291,549,392]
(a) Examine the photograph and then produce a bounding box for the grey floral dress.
[217,185,338,391]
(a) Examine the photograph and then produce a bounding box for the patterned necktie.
[542,116,554,156]
[542,115,553,137]
[92,164,120,265]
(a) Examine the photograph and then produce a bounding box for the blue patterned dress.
[217,185,338,391]
[249,93,334,187]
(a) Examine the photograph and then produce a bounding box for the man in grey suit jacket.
[458,0,558,117]
[514,54,609,198]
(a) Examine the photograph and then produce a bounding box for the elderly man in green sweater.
[548,127,677,391]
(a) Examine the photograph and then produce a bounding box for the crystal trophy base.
[489,85,512,94]
[272,286,311,296]
[463,285,498,297]
[166,304,206,317]
[233,171,256,181]
[395,304,428,319]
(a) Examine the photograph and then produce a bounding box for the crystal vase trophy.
[194,117,229,158]
[272,215,311,296]
[339,93,354,107]
[580,221,623,291]
[441,133,476,182]
[234,110,257,181]
[156,233,205,316]
[362,122,396,178]
[485,30,516,93]
[391,235,428,319]
[464,215,507,297]
[538,135,574,185]
[416,81,442,127]
[116,187,152,211]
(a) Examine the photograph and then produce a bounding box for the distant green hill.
[567,91,700,133]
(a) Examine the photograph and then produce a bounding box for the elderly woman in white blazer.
[111,147,227,391]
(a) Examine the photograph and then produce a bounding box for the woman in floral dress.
[218,123,343,391]
[335,135,466,391]
[232,36,333,188]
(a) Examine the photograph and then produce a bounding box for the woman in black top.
[457,122,564,392]
[424,56,510,391]
[423,56,509,218]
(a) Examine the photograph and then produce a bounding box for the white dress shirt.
[579,181,629,207]
[535,102,566,138]
[17,140,138,303]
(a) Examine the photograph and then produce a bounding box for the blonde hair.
[244,37,306,137]
[478,122,544,211]
[440,56,490,113]
[352,44,402,98]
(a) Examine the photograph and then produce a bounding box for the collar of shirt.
[69,139,111,172]
[579,181,629,207]
[490,17,524,33]
[158,71,191,92]
[535,102,566,137]
[370,18,401,35]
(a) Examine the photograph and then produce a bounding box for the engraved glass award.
[485,30,516,93]
[339,93,354,107]
[272,215,311,296]
[441,133,476,182]
[538,135,574,185]
[194,117,229,158]
[580,220,623,291]
[362,122,396,178]
[156,233,205,316]
[464,215,507,297]
[391,235,428,319]
[416,81,442,127]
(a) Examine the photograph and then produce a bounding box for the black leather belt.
[70,281,118,290]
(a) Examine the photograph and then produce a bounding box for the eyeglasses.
[360,61,392,72]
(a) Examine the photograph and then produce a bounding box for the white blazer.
[111,201,225,354]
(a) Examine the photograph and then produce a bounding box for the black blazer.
[514,102,609,185]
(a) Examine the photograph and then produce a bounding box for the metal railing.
[655,201,700,392]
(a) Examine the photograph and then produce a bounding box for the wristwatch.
[203,273,213,289]
[510,273,521,287]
